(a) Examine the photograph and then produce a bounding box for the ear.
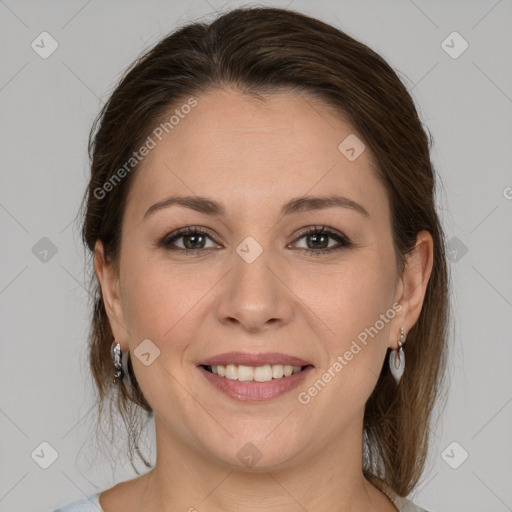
[391,230,434,347]
[94,240,129,352]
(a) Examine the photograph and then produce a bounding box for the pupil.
[184,234,204,249]
[308,233,328,249]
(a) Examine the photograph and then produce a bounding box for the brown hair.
[79,6,450,496]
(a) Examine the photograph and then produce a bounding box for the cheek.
[118,254,209,400]
[301,264,395,414]
[296,255,395,361]
[120,250,216,342]
[297,253,393,319]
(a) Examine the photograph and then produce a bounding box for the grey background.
[1,0,511,511]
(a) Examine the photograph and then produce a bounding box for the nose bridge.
[215,235,293,330]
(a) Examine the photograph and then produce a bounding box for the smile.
[198,364,314,402]
[204,363,306,382]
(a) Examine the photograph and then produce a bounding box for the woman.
[54,6,449,512]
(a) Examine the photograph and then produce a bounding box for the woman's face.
[96,88,429,470]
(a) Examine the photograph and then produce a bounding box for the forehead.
[124,88,388,224]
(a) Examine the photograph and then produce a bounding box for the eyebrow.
[143,194,369,220]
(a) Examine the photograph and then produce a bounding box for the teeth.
[207,364,303,382]
[272,365,284,379]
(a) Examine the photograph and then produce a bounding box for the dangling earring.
[389,327,406,384]
[111,339,124,382]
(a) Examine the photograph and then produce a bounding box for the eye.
[158,226,221,254]
[290,226,351,256]
[158,225,351,257]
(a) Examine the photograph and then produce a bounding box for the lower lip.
[198,365,314,402]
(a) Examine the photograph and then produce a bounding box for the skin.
[94,88,433,512]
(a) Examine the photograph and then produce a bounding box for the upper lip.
[198,351,313,367]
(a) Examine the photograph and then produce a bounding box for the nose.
[215,244,294,333]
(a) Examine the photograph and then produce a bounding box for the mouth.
[201,363,312,382]
[196,352,315,402]
[197,351,314,382]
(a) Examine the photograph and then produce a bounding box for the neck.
[133,413,396,512]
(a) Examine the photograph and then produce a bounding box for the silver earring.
[389,327,406,384]
[111,339,124,382]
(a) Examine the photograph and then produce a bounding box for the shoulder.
[393,496,433,512]
[371,478,433,512]
[385,491,433,512]
[52,493,103,512]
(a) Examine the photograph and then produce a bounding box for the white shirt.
[53,487,432,512]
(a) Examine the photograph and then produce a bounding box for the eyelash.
[158,225,352,257]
